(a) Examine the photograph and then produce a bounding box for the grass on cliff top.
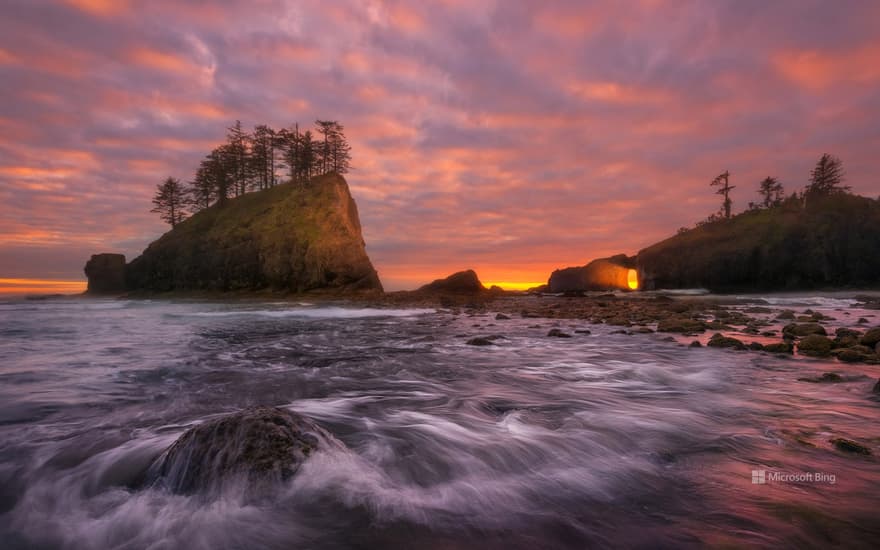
[162,173,348,246]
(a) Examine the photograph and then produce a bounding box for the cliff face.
[84,253,126,294]
[548,254,637,292]
[637,194,880,291]
[125,173,383,293]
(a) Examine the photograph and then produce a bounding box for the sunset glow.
[1,1,879,288]
[0,278,87,295]
[627,269,639,291]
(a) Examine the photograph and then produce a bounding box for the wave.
[188,307,436,319]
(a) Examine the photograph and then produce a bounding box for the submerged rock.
[829,437,872,455]
[547,328,572,338]
[798,372,843,383]
[147,407,343,497]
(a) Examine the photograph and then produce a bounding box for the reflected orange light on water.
[0,278,87,295]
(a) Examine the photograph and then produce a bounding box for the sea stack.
[84,253,126,294]
[123,173,383,293]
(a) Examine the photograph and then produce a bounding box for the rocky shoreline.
[374,290,880,370]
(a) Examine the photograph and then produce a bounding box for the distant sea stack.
[637,194,880,291]
[418,269,486,293]
[84,253,126,294]
[121,173,382,294]
[548,254,639,293]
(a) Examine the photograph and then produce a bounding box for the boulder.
[783,323,827,338]
[657,317,707,333]
[147,407,343,498]
[84,253,126,294]
[706,333,746,350]
[763,342,794,354]
[797,334,833,357]
[547,328,572,338]
[860,327,880,348]
[420,270,485,293]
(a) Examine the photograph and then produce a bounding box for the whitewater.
[0,297,878,549]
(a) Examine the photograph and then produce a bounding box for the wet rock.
[857,317,869,324]
[829,438,872,455]
[147,407,343,497]
[657,317,706,333]
[467,337,497,346]
[494,313,511,320]
[84,253,126,294]
[547,329,572,338]
[748,342,764,351]
[776,310,796,320]
[859,327,880,348]
[689,340,702,348]
[782,322,827,338]
[634,327,654,334]
[763,342,794,354]
[574,329,592,335]
[798,372,843,383]
[797,334,833,357]
[836,349,868,363]
[706,333,746,350]
[873,379,880,394]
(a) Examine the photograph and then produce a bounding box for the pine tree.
[758,176,784,208]
[151,177,187,227]
[806,153,849,199]
[328,121,352,174]
[711,171,735,219]
[188,163,216,212]
[226,120,251,196]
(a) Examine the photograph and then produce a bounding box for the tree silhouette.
[806,153,849,199]
[152,177,187,227]
[226,120,251,196]
[758,176,784,208]
[711,171,735,218]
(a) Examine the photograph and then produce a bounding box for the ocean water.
[0,297,878,549]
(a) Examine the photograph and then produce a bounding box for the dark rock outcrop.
[147,407,343,498]
[84,253,126,294]
[548,254,638,293]
[636,193,880,291]
[125,174,382,294]
[419,270,485,293]
[797,334,833,357]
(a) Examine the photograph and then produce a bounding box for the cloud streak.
[1,0,879,290]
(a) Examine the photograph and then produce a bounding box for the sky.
[1,0,879,292]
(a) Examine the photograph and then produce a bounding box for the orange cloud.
[128,47,194,74]
[0,278,86,295]
[62,0,129,17]
[567,80,673,104]
[774,44,880,90]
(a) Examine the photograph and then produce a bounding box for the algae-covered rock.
[125,174,382,293]
[798,335,833,357]
[147,407,344,497]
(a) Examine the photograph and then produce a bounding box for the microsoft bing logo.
[752,470,766,484]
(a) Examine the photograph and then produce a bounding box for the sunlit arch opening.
[626,269,639,290]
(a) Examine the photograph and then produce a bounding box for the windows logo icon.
[752,470,766,484]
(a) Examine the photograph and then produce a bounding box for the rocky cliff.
[548,254,638,292]
[637,194,880,291]
[125,173,382,293]
[84,253,126,294]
